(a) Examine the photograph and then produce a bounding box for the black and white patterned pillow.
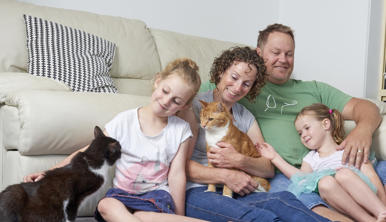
[24,15,117,93]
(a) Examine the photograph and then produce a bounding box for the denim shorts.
[269,173,329,209]
[95,188,175,221]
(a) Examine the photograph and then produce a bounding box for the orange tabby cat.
[199,100,270,197]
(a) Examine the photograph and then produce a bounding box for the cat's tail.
[0,184,28,222]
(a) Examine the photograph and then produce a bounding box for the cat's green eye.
[208,118,214,121]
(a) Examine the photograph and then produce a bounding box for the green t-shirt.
[200,79,352,169]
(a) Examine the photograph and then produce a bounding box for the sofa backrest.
[0,0,244,97]
[0,0,161,80]
[151,29,243,84]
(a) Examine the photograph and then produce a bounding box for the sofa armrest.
[373,115,386,160]
[2,90,149,155]
[0,73,70,102]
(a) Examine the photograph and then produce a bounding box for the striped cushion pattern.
[24,14,117,93]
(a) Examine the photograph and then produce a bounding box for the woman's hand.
[23,171,46,182]
[207,142,243,169]
[223,169,258,196]
[256,142,278,161]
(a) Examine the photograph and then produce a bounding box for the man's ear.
[322,118,331,130]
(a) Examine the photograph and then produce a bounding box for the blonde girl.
[258,103,386,222]
[25,58,206,222]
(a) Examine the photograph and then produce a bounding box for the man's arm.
[339,98,382,168]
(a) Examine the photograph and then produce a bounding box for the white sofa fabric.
[1,0,386,218]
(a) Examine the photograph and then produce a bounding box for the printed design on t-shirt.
[264,94,298,114]
[115,161,169,193]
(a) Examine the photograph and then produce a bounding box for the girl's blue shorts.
[94,188,175,221]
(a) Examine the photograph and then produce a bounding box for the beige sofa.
[1,0,386,220]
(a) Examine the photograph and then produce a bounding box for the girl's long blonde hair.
[155,58,201,104]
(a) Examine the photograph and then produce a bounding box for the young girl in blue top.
[258,103,386,222]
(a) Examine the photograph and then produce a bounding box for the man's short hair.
[257,23,295,48]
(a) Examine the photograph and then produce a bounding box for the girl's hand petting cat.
[207,142,242,169]
[223,169,258,196]
[23,171,46,182]
[256,142,278,161]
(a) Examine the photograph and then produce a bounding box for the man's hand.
[337,127,372,168]
[222,169,258,196]
[23,171,46,182]
[207,142,243,169]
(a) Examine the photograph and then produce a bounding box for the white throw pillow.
[24,14,117,93]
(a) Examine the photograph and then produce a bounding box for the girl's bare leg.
[335,168,386,220]
[97,197,141,222]
[360,163,386,205]
[312,205,353,222]
[318,175,376,222]
[376,212,386,222]
[134,211,208,222]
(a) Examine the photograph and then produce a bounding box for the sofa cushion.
[0,72,70,103]
[0,0,161,79]
[2,90,150,155]
[24,15,117,93]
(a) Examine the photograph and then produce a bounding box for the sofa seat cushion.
[1,90,149,155]
[24,15,117,93]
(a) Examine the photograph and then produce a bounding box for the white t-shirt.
[105,107,192,194]
[303,150,346,171]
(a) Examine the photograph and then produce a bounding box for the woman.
[180,46,330,222]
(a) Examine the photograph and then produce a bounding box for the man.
[240,23,382,221]
[204,24,383,221]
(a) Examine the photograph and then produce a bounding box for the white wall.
[367,0,385,99]
[278,0,371,98]
[19,0,383,98]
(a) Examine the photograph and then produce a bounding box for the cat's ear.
[217,102,225,112]
[94,126,105,138]
[199,100,208,108]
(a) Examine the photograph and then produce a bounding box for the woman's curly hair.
[209,46,267,102]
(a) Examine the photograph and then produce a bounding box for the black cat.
[0,126,121,222]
